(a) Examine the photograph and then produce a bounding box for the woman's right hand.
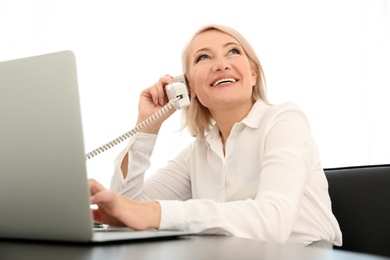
[136,75,177,134]
[89,179,161,230]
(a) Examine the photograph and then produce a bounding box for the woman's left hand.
[89,179,161,230]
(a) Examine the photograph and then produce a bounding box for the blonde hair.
[181,24,269,138]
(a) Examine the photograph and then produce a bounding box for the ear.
[187,80,197,98]
[250,68,258,86]
[189,88,197,99]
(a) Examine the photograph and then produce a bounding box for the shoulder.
[244,101,307,129]
[259,102,311,129]
[265,102,307,118]
[268,102,301,113]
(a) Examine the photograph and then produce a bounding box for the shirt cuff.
[157,200,186,231]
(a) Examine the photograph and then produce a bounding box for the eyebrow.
[194,42,240,56]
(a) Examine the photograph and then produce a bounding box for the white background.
[1,0,389,187]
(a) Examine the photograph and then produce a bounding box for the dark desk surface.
[1,235,389,260]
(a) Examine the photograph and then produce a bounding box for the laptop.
[0,51,193,243]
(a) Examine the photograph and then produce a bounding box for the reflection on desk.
[1,235,389,260]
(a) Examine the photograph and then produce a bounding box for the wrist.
[136,117,163,134]
[149,201,161,229]
[136,106,176,134]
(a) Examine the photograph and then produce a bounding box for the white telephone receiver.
[85,75,190,160]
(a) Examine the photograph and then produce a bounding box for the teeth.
[213,78,236,86]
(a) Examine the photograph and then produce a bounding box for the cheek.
[187,67,205,96]
[188,74,210,105]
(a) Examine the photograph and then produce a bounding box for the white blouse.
[110,101,342,246]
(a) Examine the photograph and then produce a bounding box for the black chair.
[324,164,390,257]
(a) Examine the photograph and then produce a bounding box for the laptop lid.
[0,51,194,243]
[0,51,95,242]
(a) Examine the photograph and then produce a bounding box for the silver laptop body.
[0,51,191,242]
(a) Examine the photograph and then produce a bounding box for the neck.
[212,101,254,143]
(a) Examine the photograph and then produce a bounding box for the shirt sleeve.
[110,132,192,201]
[158,194,297,243]
[110,133,157,198]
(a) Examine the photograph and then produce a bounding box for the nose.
[212,57,231,72]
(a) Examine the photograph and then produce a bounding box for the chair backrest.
[324,164,390,257]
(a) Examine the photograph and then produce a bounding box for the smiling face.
[186,29,257,113]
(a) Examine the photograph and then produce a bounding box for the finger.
[141,75,175,107]
[89,178,106,195]
[160,74,174,85]
[92,208,125,227]
[92,208,103,223]
[150,83,164,106]
[90,189,116,205]
[141,85,158,106]
[158,75,175,105]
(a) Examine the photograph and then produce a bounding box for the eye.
[227,48,241,55]
[195,54,210,63]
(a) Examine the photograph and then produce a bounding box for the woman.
[90,24,342,247]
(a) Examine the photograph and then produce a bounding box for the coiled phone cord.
[85,98,179,160]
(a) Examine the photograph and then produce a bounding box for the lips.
[211,77,237,87]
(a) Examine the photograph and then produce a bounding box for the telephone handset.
[85,75,190,160]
